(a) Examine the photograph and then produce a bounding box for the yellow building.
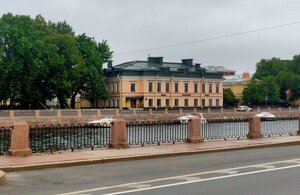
[223,79,251,101]
[103,57,224,109]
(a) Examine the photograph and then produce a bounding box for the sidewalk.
[1,136,300,172]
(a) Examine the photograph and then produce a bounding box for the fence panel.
[202,118,249,140]
[29,123,111,152]
[0,126,11,154]
[261,117,299,137]
[126,120,188,146]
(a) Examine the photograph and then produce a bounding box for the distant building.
[103,57,224,109]
[223,72,252,102]
[204,66,235,76]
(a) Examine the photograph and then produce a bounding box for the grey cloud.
[1,0,300,73]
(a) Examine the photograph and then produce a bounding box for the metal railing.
[261,117,299,137]
[126,120,188,146]
[29,123,111,152]
[0,126,11,154]
[202,118,249,140]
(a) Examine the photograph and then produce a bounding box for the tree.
[261,76,280,105]
[0,13,49,108]
[223,88,238,106]
[68,34,112,109]
[0,13,113,109]
[242,80,267,105]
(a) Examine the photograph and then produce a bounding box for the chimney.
[195,63,201,69]
[181,59,193,66]
[242,72,250,79]
[107,60,113,69]
[148,57,163,65]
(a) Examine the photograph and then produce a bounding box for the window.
[148,99,153,107]
[216,99,219,107]
[111,83,114,92]
[116,99,119,107]
[157,82,161,92]
[209,99,213,107]
[202,99,205,107]
[194,83,198,93]
[166,99,170,107]
[202,83,205,93]
[106,83,109,91]
[157,99,161,107]
[130,83,136,92]
[116,83,119,92]
[216,83,219,93]
[148,82,153,92]
[184,99,189,107]
[184,83,189,93]
[175,99,179,107]
[175,83,179,92]
[166,83,170,92]
[209,84,212,93]
[194,99,198,107]
[111,100,114,107]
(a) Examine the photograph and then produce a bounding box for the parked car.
[236,105,252,112]
[88,117,114,126]
[256,112,276,121]
[177,114,207,124]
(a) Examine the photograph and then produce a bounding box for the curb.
[0,170,6,185]
[1,140,300,172]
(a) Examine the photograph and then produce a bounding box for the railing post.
[220,107,224,113]
[257,107,260,112]
[268,107,271,112]
[233,107,237,113]
[279,107,282,112]
[57,110,62,118]
[35,110,40,118]
[110,118,129,148]
[133,109,136,115]
[187,117,204,143]
[149,109,153,115]
[247,116,262,139]
[115,109,119,117]
[297,117,300,135]
[9,122,32,156]
[193,108,197,114]
[207,108,211,113]
[179,108,183,115]
[165,108,168,115]
[96,109,101,117]
[77,110,82,118]
[289,107,292,112]
[9,111,14,119]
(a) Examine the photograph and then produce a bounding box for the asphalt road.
[2,145,300,195]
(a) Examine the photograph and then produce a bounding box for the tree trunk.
[70,90,79,109]
[58,96,66,109]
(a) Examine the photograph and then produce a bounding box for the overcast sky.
[1,0,300,73]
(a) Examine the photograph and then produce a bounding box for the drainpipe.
[117,74,122,110]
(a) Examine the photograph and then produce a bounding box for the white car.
[256,112,275,121]
[88,117,113,126]
[236,106,252,112]
[178,114,207,124]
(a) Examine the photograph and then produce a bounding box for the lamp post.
[265,96,268,108]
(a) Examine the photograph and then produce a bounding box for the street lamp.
[265,96,268,108]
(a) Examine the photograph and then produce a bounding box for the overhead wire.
[115,21,300,56]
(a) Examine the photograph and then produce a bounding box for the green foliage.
[223,88,239,106]
[242,80,267,105]
[252,55,300,104]
[0,13,112,109]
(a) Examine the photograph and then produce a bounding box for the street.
[1,145,300,194]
